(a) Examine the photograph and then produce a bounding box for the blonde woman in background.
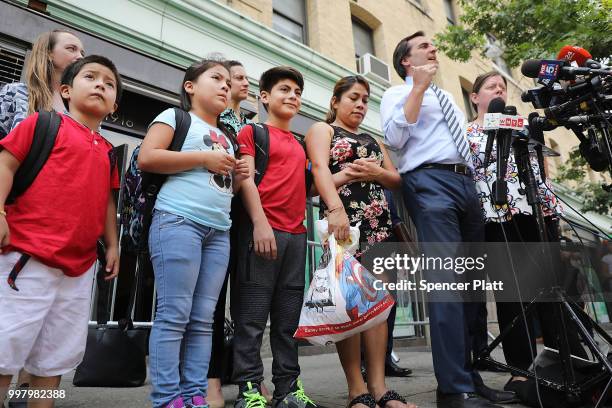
[0,29,84,139]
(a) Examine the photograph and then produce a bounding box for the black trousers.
[485,214,587,372]
[232,230,306,399]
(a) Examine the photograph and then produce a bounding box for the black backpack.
[249,123,271,185]
[245,122,313,190]
[120,108,192,253]
[6,110,121,205]
[120,108,240,253]
[228,122,312,277]
[227,123,271,263]
[4,110,117,289]
[6,110,62,204]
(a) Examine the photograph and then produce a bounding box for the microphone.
[585,59,610,70]
[492,105,516,205]
[544,92,592,120]
[483,97,506,168]
[520,59,608,82]
[557,45,592,66]
[528,112,548,181]
[529,114,558,129]
[555,46,609,70]
[521,84,562,109]
[579,128,609,172]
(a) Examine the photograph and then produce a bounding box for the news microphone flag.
[537,60,563,87]
[483,113,526,131]
[557,45,592,67]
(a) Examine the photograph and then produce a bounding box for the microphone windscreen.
[585,59,610,70]
[528,112,539,122]
[487,97,506,113]
[521,59,543,78]
[557,45,592,66]
[504,105,517,115]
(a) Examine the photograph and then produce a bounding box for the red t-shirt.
[0,113,119,276]
[238,124,306,234]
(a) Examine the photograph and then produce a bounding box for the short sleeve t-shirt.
[237,124,306,234]
[152,108,235,231]
[0,113,119,276]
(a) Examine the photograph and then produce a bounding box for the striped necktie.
[430,83,471,163]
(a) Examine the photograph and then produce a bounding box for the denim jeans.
[148,210,230,408]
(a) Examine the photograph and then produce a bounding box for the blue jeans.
[148,211,230,408]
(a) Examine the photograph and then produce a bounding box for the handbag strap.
[94,253,140,329]
[118,254,143,330]
[95,250,111,325]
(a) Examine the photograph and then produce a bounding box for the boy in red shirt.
[0,55,122,407]
[232,67,321,408]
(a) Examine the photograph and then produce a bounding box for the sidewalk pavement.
[46,346,530,408]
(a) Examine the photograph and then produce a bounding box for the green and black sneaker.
[274,379,323,408]
[234,382,268,408]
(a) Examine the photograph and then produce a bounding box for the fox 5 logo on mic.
[537,60,561,87]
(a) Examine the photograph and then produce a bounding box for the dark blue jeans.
[401,168,484,394]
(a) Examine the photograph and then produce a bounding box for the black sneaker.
[274,379,323,408]
[234,382,268,408]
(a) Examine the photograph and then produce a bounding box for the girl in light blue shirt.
[138,59,249,408]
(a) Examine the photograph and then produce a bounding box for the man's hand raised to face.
[412,63,438,91]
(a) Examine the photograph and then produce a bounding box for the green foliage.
[435,0,612,214]
[435,0,612,67]
[555,148,612,215]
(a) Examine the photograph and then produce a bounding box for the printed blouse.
[467,122,561,223]
[0,82,28,139]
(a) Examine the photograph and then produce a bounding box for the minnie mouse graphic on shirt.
[203,129,232,193]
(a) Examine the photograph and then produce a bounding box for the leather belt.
[415,163,473,176]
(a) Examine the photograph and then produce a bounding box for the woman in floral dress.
[306,76,415,408]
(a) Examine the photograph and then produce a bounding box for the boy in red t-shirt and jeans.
[232,66,321,408]
[0,55,122,407]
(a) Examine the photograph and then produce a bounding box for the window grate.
[0,48,25,88]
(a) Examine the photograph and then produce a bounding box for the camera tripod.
[475,129,612,407]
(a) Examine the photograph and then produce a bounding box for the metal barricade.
[89,181,431,339]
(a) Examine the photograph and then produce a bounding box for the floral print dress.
[467,122,562,223]
[321,125,392,257]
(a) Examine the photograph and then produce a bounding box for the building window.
[0,38,26,87]
[486,34,512,77]
[461,87,475,120]
[443,0,456,25]
[272,0,307,44]
[352,17,375,69]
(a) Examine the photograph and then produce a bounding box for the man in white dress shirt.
[381,32,516,408]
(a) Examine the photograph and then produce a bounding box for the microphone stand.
[512,128,578,403]
[492,130,510,206]
[474,124,612,407]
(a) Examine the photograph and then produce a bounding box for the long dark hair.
[325,75,370,124]
[180,59,239,154]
